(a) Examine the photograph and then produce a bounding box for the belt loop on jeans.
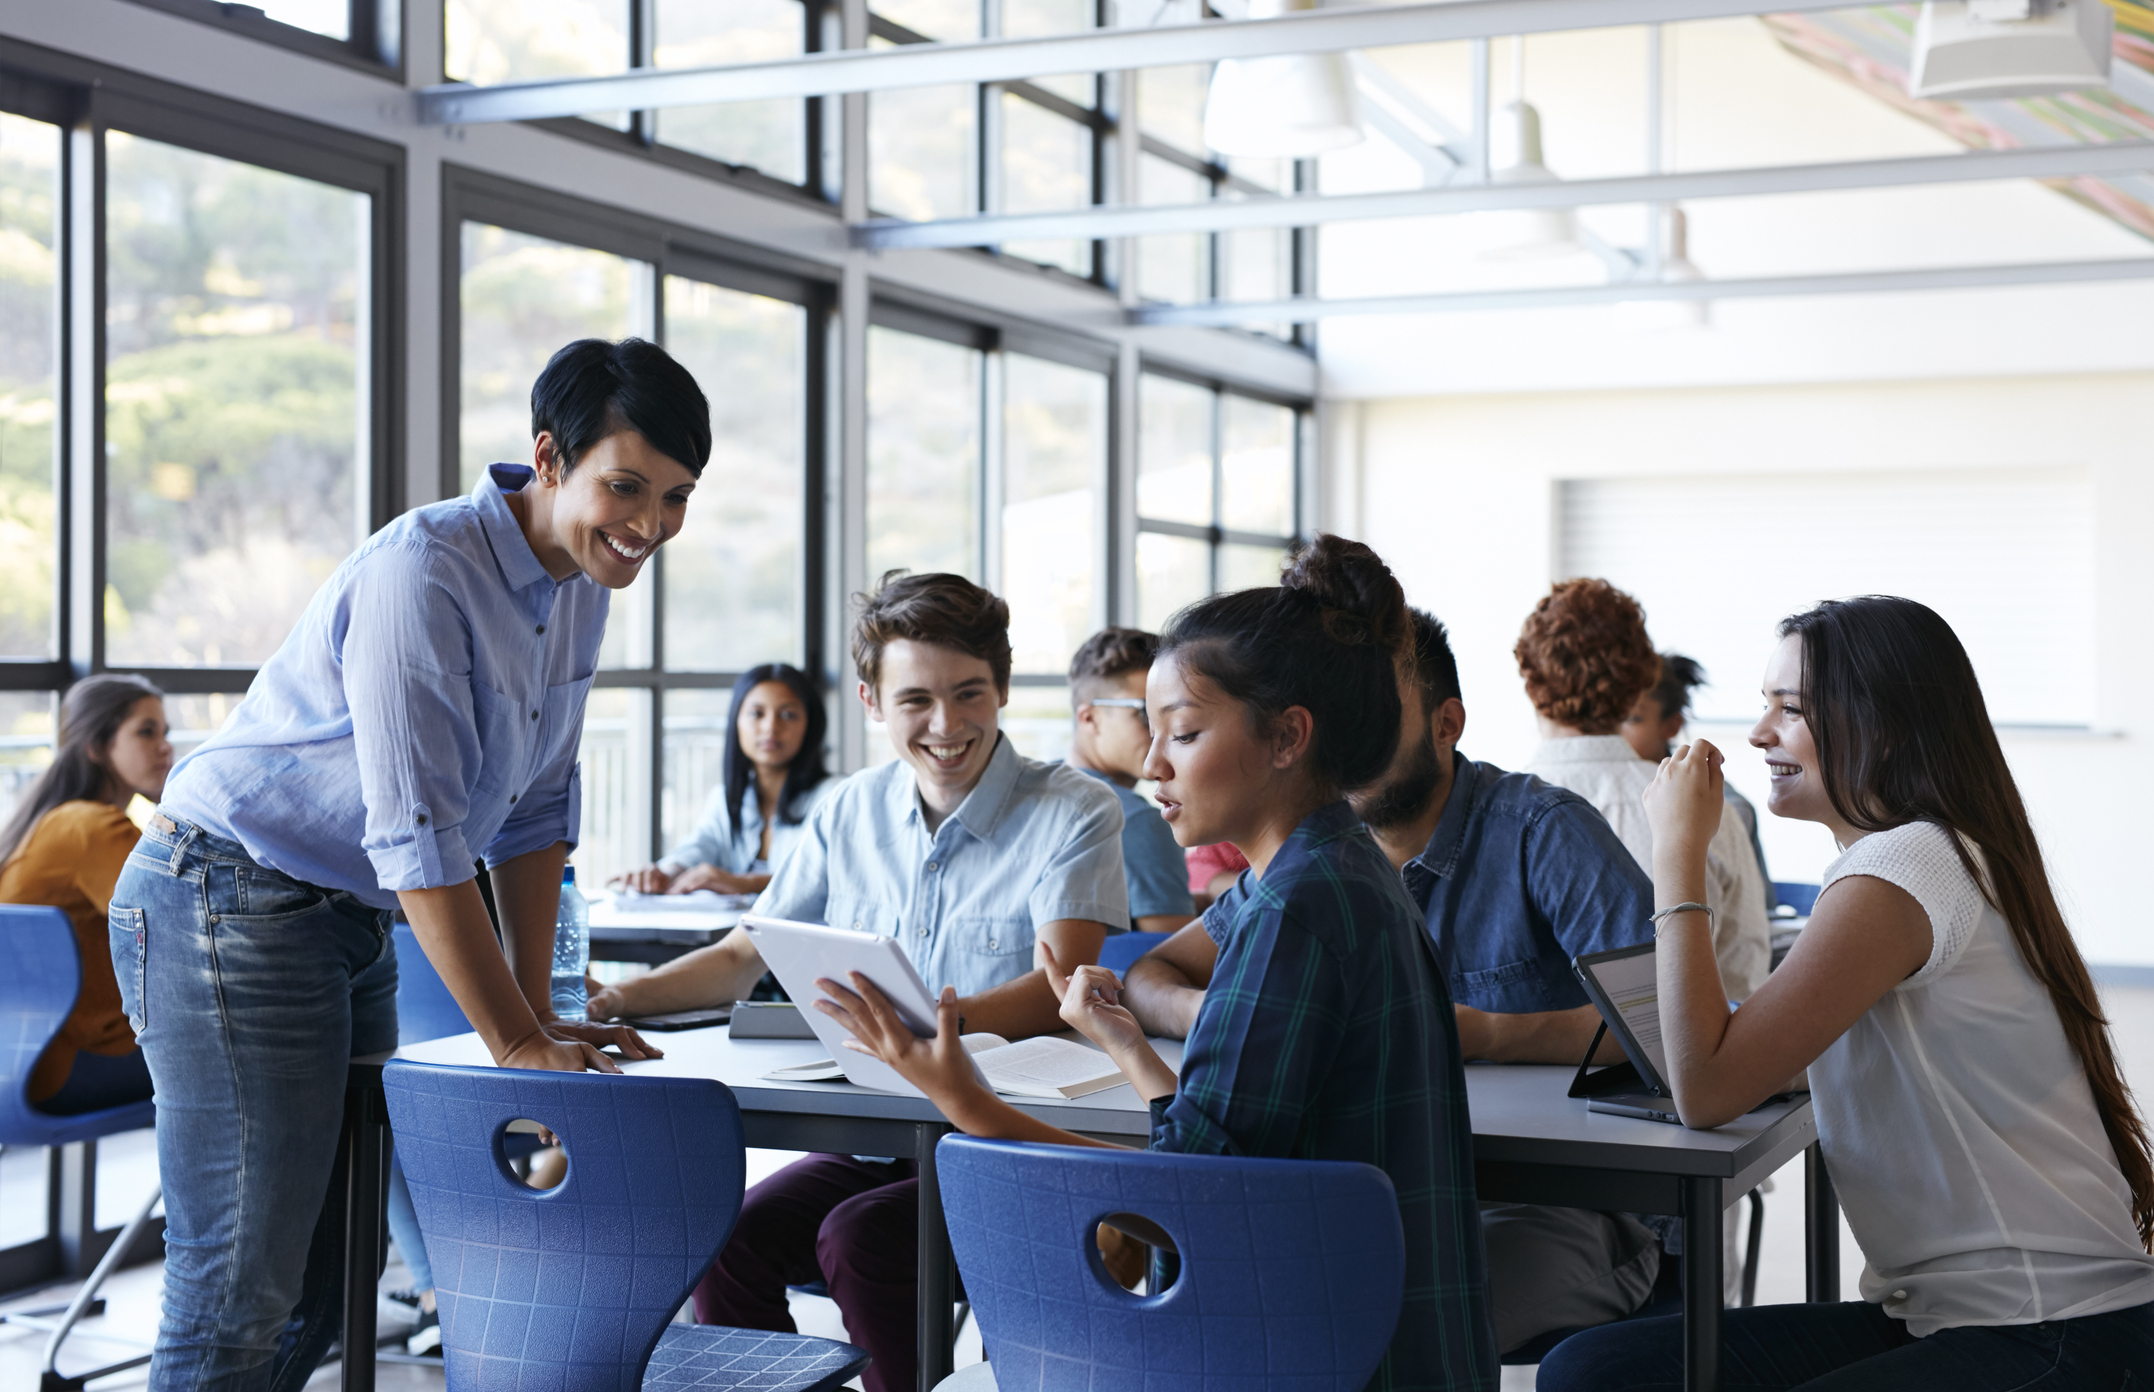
[147,811,199,873]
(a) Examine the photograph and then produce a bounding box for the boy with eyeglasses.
[1064,626,1196,933]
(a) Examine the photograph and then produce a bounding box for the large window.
[1135,372,1301,630]
[452,182,821,887]
[0,113,57,664]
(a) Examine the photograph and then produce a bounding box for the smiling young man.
[116,338,699,1390]
[589,570,1126,1392]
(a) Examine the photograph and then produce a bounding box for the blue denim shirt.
[1403,751,1654,1013]
[661,775,839,878]
[752,734,1127,997]
[159,465,605,909]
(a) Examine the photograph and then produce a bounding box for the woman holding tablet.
[819,536,1499,1392]
[113,338,703,1392]
[1542,596,2154,1389]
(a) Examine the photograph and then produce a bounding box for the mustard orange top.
[1,800,141,1102]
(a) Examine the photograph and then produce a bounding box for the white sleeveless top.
[1810,821,2154,1334]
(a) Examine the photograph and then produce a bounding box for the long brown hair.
[1784,596,2153,1249]
[0,674,164,867]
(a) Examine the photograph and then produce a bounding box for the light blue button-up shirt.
[160,465,607,910]
[661,775,839,878]
[753,734,1128,997]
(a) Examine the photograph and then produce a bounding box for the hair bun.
[1281,533,1410,655]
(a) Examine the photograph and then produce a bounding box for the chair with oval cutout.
[930,1134,1404,1391]
[381,1059,869,1392]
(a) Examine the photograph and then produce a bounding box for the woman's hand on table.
[669,863,756,895]
[499,1031,621,1074]
[612,864,675,894]
[540,1016,663,1061]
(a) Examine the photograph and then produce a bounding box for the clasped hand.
[1643,737,1727,865]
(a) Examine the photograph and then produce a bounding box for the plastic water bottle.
[551,865,589,1023]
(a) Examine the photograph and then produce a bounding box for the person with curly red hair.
[1516,579,1770,1001]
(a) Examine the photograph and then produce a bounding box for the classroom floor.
[9,983,2154,1392]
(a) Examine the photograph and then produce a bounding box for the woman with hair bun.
[821,534,1499,1392]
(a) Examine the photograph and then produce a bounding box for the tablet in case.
[1571,941,1682,1124]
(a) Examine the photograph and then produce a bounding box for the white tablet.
[741,914,978,1097]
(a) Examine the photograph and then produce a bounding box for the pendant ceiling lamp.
[1909,0,2113,101]
[1619,207,1711,332]
[1201,0,1365,159]
[1479,38,1580,259]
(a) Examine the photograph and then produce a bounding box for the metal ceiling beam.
[853,138,2154,247]
[1130,255,2154,324]
[415,0,1859,124]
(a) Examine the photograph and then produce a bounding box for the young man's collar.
[899,732,1023,842]
[1410,750,1482,881]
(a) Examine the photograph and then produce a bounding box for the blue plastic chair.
[1097,930,1173,976]
[1773,882,1821,917]
[394,920,476,1046]
[0,904,161,1390]
[933,1134,1404,1391]
[381,1060,868,1392]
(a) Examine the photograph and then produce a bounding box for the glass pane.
[163,693,245,766]
[1001,683,1072,763]
[576,686,650,889]
[662,687,734,854]
[0,114,58,659]
[596,564,654,671]
[870,77,975,220]
[1226,155,1288,192]
[1000,94,1091,277]
[1137,374,1212,526]
[655,0,806,183]
[661,276,805,672]
[0,690,55,830]
[876,0,977,38]
[1002,354,1104,675]
[1002,0,1093,105]
[1139,64,1211,154]
[447,0,632,128]
[1220,394,1294,536]
[1219,542,1287,593]
[1136,156,1209,304]
[1220,223,1287,303]
[868,326,980,581]
[259,0,349,37]
[104,134,366,668]
[460,222,644,493]
[1135,531,1208,633]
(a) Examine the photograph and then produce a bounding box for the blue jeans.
[1536,1298,2154,1391]
[111,814,397,1392]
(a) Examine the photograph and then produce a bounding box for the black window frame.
[121,0,403,79]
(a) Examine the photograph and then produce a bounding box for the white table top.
[386,1025,1815,1175]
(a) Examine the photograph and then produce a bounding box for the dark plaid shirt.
[1148,801,1498,1392]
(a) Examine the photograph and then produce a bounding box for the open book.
[765,1033,1128,1100]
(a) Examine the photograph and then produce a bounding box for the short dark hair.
[1406,607,1461,708]
[1514,577,1661,736]
[1648,651,1708,723]
[1159,534,1410,801]
[852,571,1013,694]
[1068,627,1159,705]
[530,337,711,477]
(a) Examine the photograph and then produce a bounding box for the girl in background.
[0,675,171,1114]
[613,662,833,897]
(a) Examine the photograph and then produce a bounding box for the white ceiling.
[1313,16,2154,397]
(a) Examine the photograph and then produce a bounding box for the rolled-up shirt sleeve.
[1027,785,1128,928]
[343,543,483,891]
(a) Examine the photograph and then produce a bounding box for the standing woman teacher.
[112,338,710,1392]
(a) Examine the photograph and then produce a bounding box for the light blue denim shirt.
[660,774,839,877]
[159,464,606,910]
[752,734,1128,997]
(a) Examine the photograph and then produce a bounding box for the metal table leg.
[341,1080,387,1392]
[1681,1175,1723,1392]
[915,1121,956,1392]
[1805,1142,1839,1303]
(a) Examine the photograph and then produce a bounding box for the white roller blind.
[1557,466,2095,727]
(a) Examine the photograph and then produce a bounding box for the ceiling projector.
[1909,0,2114,100]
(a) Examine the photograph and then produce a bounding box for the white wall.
[1347,372,2154,968]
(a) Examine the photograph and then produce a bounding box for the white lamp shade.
[1910,0,2113,100]
[1203,52,1365,158]
[1478,100,1578,259]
